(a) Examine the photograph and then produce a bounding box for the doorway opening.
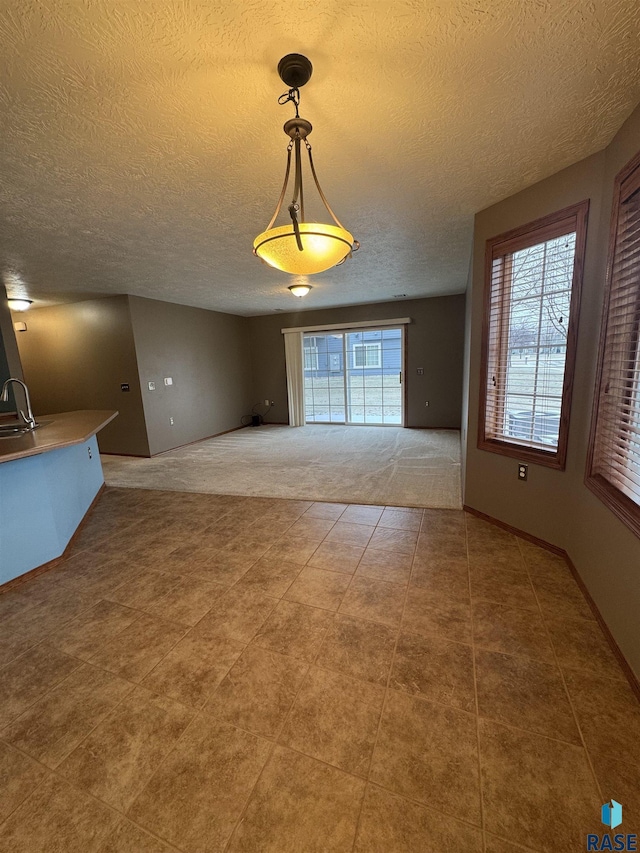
[303,326,404,425]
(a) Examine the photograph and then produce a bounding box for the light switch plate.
[164,377,173,386]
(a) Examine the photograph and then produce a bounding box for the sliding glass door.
[304,326,404,425]
[304,334,346,423]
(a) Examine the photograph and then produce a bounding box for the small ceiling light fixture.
[8,299,32,311]
[288,283,312,298]
[253,54,359,276]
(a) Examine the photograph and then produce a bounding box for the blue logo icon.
[588,800,637,851]
[602,801,623,831]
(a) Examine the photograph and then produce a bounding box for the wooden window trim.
[477,200,590,470]
[586,148,640,539]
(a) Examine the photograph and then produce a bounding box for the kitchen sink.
[0,420,52,438]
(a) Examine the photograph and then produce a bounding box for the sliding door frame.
[301,323,406,427]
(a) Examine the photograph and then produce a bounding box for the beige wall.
[16,296,150,455]
[248,296,466,428]
[463,105,640,676]
[128,296,253,456]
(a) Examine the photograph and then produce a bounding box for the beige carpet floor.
[102,425,462,509]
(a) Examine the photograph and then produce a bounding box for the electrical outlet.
[425,401,429,407]
[87,446,92,460]
[417,368,424,375]
[148,381,156,391]
[518,463,528,481]
[169,417,174,425]
[264,399,269,406]
[270,400,275,406]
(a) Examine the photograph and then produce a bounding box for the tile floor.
[0,488,638,852]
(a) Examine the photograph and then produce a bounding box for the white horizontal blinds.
[485,220,578,451]
[485,254,510,440]
[592,168,640,506]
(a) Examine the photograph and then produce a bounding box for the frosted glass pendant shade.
[254,223,354,275]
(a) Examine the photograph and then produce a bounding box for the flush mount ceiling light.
[7,299,32,311]
[253,54,359,276]
[288,283,312,297]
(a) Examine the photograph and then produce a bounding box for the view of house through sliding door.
[303,327,404,425]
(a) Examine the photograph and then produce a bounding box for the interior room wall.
[463,103,640,677]
[0,318,15,415]
[128,296,253,456]
[0,285,25,414]
[248,295,466,428]
[16,295,150,455]
[0,330,11,413]
[460,258,474,495]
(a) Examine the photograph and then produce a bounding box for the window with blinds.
[587,150,640,538]
[478,201,589,468]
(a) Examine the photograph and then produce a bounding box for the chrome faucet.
[1,378,38,429]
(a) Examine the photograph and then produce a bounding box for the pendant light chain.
[278,86,301,117]
[277,82,345,233]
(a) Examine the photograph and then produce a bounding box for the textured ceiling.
[1,1,640,316]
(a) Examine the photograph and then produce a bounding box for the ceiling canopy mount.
[277,53,313,90]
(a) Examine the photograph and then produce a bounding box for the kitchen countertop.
[0,410,118,464]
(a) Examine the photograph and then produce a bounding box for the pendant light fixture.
[253,54,359,275]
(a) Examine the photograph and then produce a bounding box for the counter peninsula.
[0,410,117,585]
